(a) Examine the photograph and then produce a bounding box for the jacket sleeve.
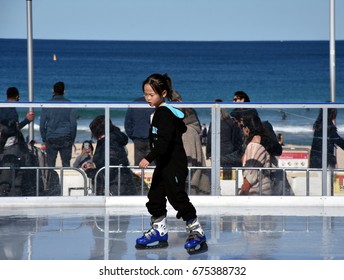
[18,118,30,130]
[262,121,282,156]
[145,110,176,163]
[332,129,344,150]
[243,143,266,186]
[39,109,47,142]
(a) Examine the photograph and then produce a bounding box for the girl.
[135,73,207,254]
[82,115,136,196]
[240,114,272,195]
[73,140,94,168]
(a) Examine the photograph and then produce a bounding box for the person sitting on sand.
[73,140,94,168]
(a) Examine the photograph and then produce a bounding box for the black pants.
[146,166,197,221]
[46,136,73,167]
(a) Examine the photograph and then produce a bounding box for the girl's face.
[143,84,166,107]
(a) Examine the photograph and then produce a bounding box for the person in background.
[231,91,282,158]
[82,115,136,196]
[39,81,77,167]
[0,87,34,130]
[0,118,33,196]
[124,96,154,166]
[73,140,94,168]
[170,91,210,195]
[310,108,344,169]
[200,123,207,146]
[239,114,272,195]
[231,92,294,195]
[232,90,250,102]
[206,99,243,179]
[136,73,207,254]
[278,133,285,146]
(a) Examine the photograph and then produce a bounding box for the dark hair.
[6,87,19,100]
[233,91,250,102]
[89,115,115,139]
[53,81,65,95]
[142,73,173,100]
[170,90,182,102]
[230,108,259,121]
[241,114,265,144]
[313,108,337,131]
[82,140,94,151]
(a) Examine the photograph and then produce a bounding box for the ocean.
[0,39,344,145]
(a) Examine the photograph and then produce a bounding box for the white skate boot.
[184,218,208,255]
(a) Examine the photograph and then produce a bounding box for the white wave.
[272,125,313,134]
[274,124,344,134]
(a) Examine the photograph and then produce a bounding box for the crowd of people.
[1,76,344,198]
[2,74,344,255]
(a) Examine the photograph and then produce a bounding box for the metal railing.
[0,166,89,196]
[1,101,344,197]
[90,165,343,197]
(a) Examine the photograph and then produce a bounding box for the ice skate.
[184,218,208,255]
[135,215,168,249]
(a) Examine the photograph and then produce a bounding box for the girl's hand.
[139,158,150,169]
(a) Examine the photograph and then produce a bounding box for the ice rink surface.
[1,198,344,260]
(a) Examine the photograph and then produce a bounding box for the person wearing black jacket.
[82,115,136,196]
[0,87,34,130]
[135,73,207,255]
[0,119,35,196]
[310,108,344,168]
[206,99,243,174]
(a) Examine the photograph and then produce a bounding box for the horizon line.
[1,37,344,43]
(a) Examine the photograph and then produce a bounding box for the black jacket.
[145,105,187,171]
[86,127,135,195]
[0,107,30,130]
[310,123,344,168]
[206,117,243,167]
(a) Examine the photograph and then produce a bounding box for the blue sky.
[1,0,343,41]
